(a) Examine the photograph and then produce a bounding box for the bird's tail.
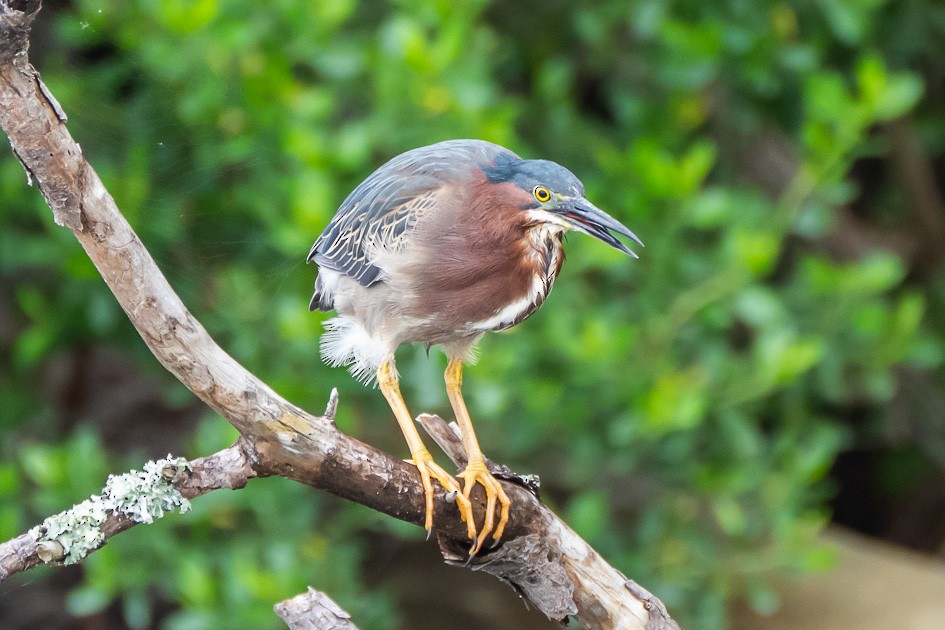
[309,274,334,312]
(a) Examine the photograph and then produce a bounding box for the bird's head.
[483,155,644,258]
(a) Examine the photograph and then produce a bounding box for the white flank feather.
[320,316,393,385]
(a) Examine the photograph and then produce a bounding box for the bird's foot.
[457,457,511,555]
[408,449,476,541]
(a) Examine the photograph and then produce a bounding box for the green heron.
[308,139,642,552]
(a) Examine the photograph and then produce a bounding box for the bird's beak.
[559,197,644,258]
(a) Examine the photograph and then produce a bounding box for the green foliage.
[2,0,945,628]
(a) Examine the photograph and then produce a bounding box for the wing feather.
[308,140,519,289]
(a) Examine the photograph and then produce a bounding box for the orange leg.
[445,358,511,554]
[377,360,475,540]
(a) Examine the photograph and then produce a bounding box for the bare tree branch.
[0,3,674,628]
[0,444,254,581]
[275,588,359,630]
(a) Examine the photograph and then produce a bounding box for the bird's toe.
[458,458,512,555]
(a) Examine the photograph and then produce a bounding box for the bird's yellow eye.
[533,185,551,203]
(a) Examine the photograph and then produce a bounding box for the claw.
[409,450,477,541]
[457,458,511,555]
[442,358,513,556]
[378,360,478,543]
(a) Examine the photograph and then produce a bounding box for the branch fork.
[0,3,677,628]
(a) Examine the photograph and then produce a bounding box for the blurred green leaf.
[66,585,112,617]
[568,491,610,541]
[2,1,943,629]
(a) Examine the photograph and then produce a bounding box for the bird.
[307,139,642,553]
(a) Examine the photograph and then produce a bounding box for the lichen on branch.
[29,456,191,565]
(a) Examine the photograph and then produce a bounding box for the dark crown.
[483,156,585,197]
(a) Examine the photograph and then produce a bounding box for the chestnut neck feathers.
[408,178,565,338]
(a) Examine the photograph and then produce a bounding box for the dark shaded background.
[2,1,945,628]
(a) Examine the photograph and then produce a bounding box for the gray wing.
[307,139,519,287]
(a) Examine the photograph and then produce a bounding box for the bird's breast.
[396,181,566,342]
[406,223,564,339]
[480,226,564,332]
